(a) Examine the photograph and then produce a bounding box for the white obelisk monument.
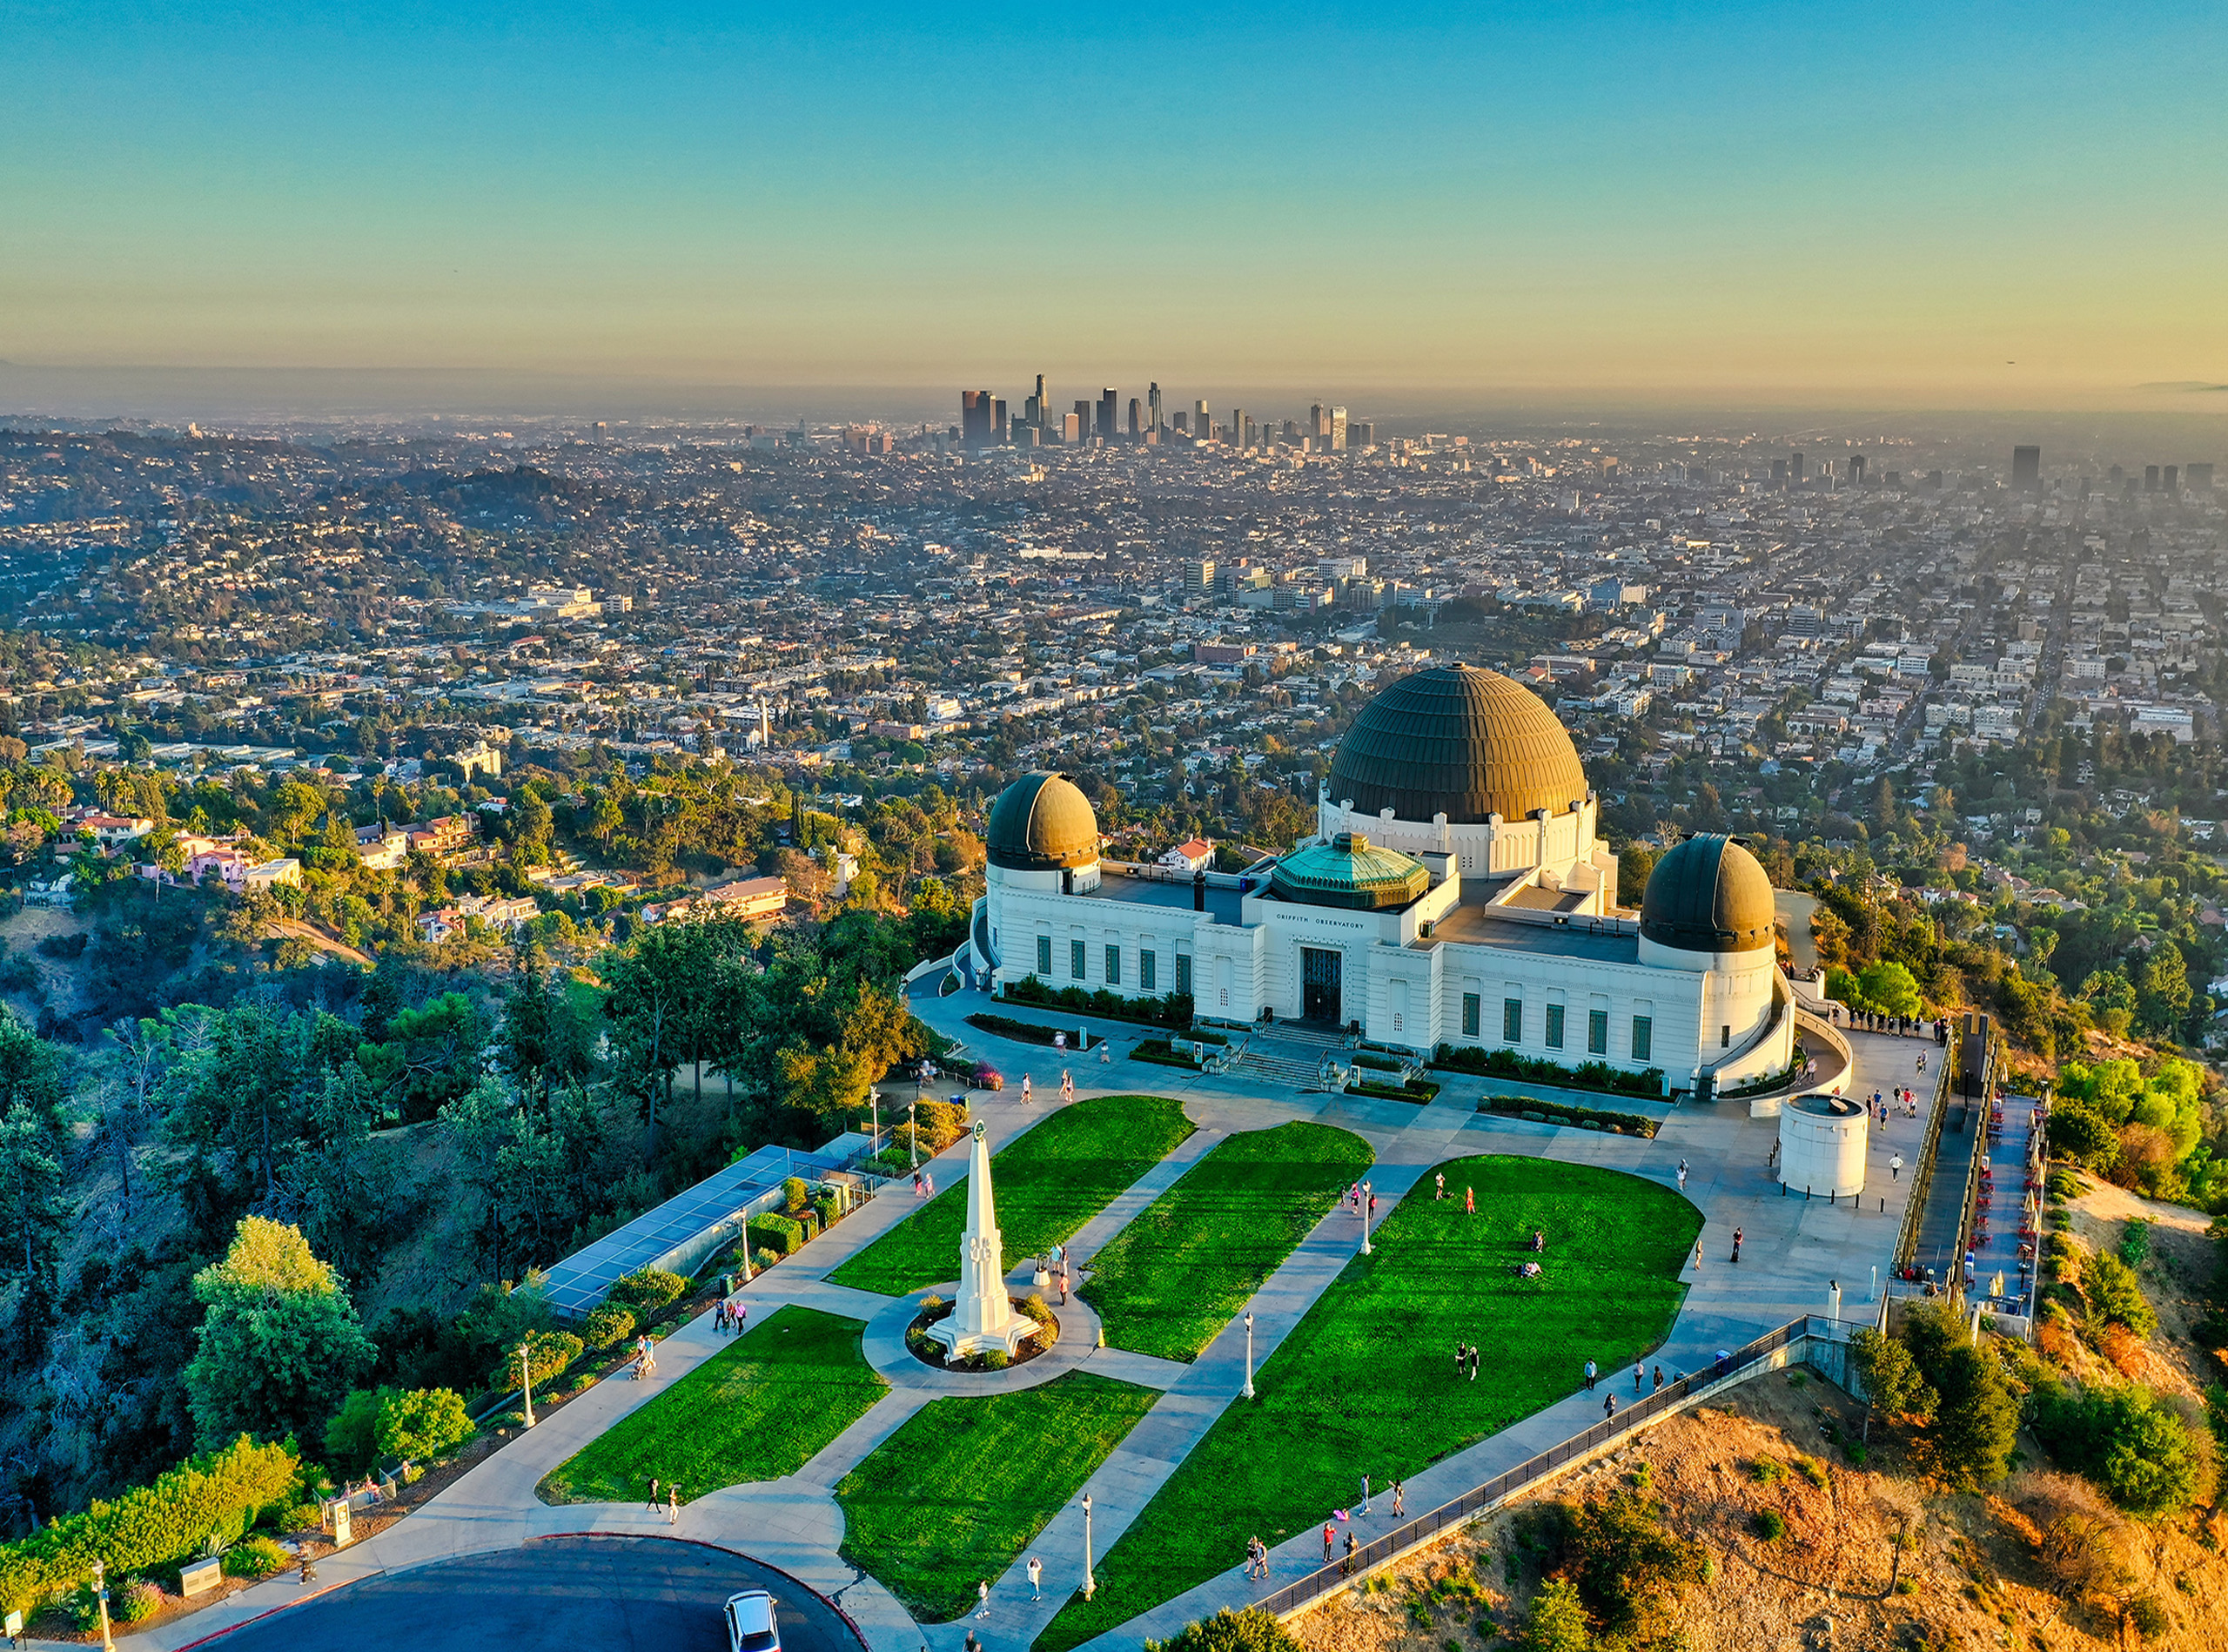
[928,1118,1035,1360]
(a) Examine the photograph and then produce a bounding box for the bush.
[116,1578,165,1623]
[1143,1606,1301,1652]
[1552,1489,1708,1642]
[1481,1094,1660,1138]
[492,1330,582,1394]
[607,1267,687,1313]
[1003,973,1194,1031]
[1434,1043,1667,1098]
[322,1387,393,1476]
[222,1535,289,1579]
[375,1389,474,1463]
[983,1349,1010,1371]
[0,1436,299,1622]
[2117,1219,2151,1268]
[273,1501,324,1533]
[2081,1252,2158,1340]
[748,1212,807,1257]
[2034,1385,2212,1516]
[1516,1576,1592,1652]
[582,1302,637,1351]
[1754,1509,1786,1540]
[2127,1595,2170,1639]
[782,1175,810,1213]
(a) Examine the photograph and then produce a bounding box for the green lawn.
[1034,1155,1701,1651]
[836,1371,1160,1622]
[829,1094,1196,1296]
[1082,1121,1374,1361]
[538,1306,885,1505]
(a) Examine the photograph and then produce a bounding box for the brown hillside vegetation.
[1295,1371,2228,1652]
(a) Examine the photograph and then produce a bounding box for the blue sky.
[3,3,2223,401]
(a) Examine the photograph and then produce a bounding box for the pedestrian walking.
[1693,1240,1704,1272]
[976,1580,990,1619]
[1342,1532,1357,1576]
[667,1485,679,1524]
[1604,1393,1617,1420]
[648,1477,660,1510]
[1324,1522,1335,1561]
[1583,1358,1597,1391]
[1675,1158,1688,1192]
[1027,1557,1043,1600]
[1464,1185,1474,1215]
[1022,1074,1032,1105]
[1634,1360,1644,1393]
[1730,1226,1743,1265]
[1454,1340,1466,1378]
[1653,1364,1664,1393]
[1392,1481,1405,1517]
[1361,1474,1371,1514]
[1434,1171,1446,1200]
[1890,1154,1904,1181]
[965,1634,979,1652]
[1468,1345,1479,1382]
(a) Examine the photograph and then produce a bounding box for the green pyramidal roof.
[1269,832,1429,911]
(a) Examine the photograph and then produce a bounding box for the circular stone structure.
[1640,834,1778,954]
[985,771,1100,871]
[1778,1091,1869,1197]
[1325,663,1589,825]
[1270,831,1429,910]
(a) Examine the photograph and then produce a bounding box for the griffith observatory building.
[966,664,1798,1099]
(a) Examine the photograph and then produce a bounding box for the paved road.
[202,1536,862,1652]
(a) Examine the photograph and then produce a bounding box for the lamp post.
[1082,1492,1096,1601]
[869,1088,881,1157]
[908,1099,918,1172]
[1243,1311,1256,1400]
[91,1560,112,1652]
[1360,1179,1374,1256]
[517,1340,536,1428]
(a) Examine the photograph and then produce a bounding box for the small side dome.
[986,772,1100,871]
[1270,831,1429,911]
[1639,835,1777,953]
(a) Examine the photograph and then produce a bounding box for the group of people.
[712,1296,748,1334]
[1453,1340,1480,1381]
[631,1333,658,1380]
[642,1478,680,1522]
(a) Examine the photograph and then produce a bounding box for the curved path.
[113,993,1939,1652]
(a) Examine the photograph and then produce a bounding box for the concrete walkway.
[119,993,1948,1652]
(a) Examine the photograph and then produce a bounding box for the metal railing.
[1890,1031,1958,1275]
[1255,1315,1816,1618]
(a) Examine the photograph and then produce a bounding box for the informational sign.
[332,1499,352,1547]
[7,1608,23,1637]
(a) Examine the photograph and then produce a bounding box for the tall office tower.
[2164,466,2179,494]
[1230,409,1247,448]
[1147,382,1163,433]
[1770,459,1787,484]
[1349,420,1374,449]
[2107,464,2124,485]
[2144,465,2160,493]
[1172,410,1190,435]
[1062,412,1083,443]
[2011,446,2041,492]
[1024,374,1046,430]
[1073,400,1093,442]
[961,391,994,450]
[1790,451,1806,483]
[1098,389,1118,440]
[1128,397,1143,437]
[1849,453,1866,485]
[1185,560,1217,594]
[1194,399,1211,435]
[1330,406,1347,452]
[1309,403,1328,440]
[2187,463,2215,491]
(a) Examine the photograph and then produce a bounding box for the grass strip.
[1082,1121,1373,1361]
[537,1305,884,1505]
[836,1371,1159,1622]
[1034,1154,1701,1650]
[829,1093,1195,1296]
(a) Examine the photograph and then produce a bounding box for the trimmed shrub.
[1142,1606,1300,1652]
[1754,1509,1786,1540]
[966,1011,1097,1050]
[492,1330,583,1394]
[782,1175,810,1213]
[1003,973,1194,1031]
[222,1535,289,1579]
[582,1302,636,1351]
[375,1389,474,1463]
[116,1578,165,1624]
[1481,1094,1660,1138]
[748,1213,806,1257]
[607,1267,687,1313]
[0,1436,299,1621]
[1434,1043,1666,1098]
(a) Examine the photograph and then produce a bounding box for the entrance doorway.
[1300,947,1343,1024]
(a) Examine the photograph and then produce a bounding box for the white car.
[724,1588,781,1652]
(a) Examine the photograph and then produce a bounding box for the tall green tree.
[183,1217,375,1447]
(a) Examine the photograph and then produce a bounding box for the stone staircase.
[1230,1039,1337,1092]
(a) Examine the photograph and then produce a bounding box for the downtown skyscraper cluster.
[961,378,1361,454]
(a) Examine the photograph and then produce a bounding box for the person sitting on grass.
[1529,1228,1545,1252]
[1517,1260,1542,1279]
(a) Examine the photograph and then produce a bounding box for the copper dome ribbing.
[1326,664,1589,825]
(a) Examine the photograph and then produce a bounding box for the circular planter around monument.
[904,1297,1060,1372]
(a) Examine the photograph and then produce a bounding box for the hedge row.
[967,1012,1098,1050]
[1480,1094,1661,1138]
[1350,1078,1439,1104]
[0,1436,299,1619]
[1431,1043,1667,1098]
[1002,974,1195,1031]
[749,1212,808,1257]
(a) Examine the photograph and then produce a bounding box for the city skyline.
[4,3,2225,408]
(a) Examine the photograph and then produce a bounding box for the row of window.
[1034,934,1191,996]
[1460,992,1652,1062]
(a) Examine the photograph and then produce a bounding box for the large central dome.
[1327,664,1589,824]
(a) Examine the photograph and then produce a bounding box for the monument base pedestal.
[927,1307,1038,1361]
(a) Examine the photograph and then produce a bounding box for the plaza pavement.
[113,995,1942,1652]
